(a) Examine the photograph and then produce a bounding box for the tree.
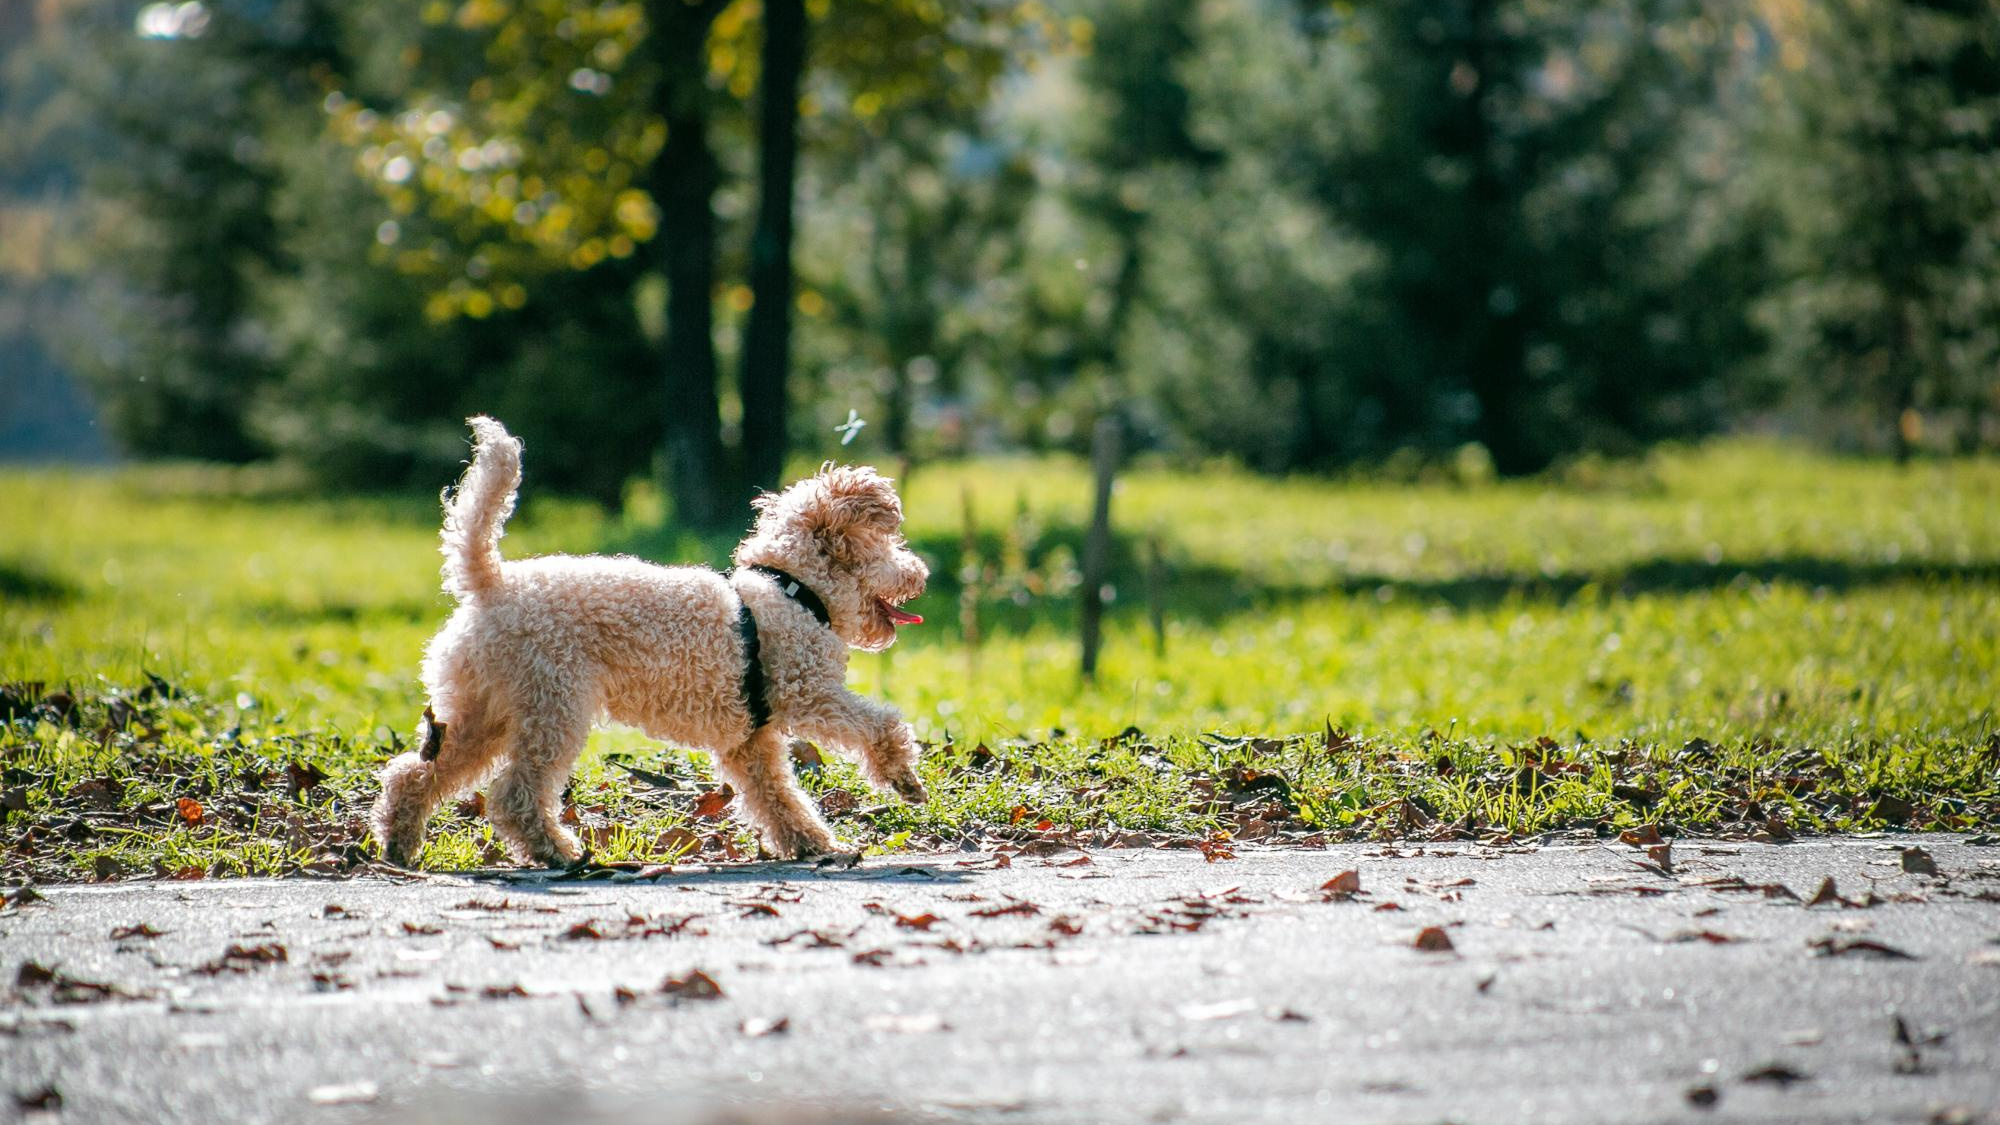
[1762,0,2000,458]
[317,0,1040,517]
[646,0,732,524]
[53,0,344,462]
[1339,0,1760,474]
[740,0,805,497]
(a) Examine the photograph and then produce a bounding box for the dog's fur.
[370,417,930,866]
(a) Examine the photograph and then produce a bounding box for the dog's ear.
[808,465,902,563]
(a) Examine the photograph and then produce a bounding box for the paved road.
[3,836,1998,1125]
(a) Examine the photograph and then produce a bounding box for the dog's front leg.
[788,692,928,805]
[719,726,840,860]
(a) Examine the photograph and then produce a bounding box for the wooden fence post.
[1080,416,1121,682]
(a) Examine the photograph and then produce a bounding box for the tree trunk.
[645,0,729,527]
[1454,1,1544,477]
[740,0,806,498]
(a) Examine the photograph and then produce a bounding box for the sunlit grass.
[3,440,1996,876]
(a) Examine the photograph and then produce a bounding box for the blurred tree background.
[2,0,1996,519]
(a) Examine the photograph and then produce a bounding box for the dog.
[369,417,930,866]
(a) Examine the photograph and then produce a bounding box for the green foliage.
[1103,0,1769,473]
[5,0,1998,499]
[3,444,1995,878]
[1758,0,2000,455]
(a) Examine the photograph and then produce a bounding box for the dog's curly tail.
[440,416,522,602]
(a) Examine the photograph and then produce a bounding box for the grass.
[3,440,1997,881]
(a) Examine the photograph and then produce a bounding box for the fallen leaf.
[1740,1064,1809,1086]
[401,921,443,936]
[481,983,531,1000]
[1809,937,1916,960]
[175,797,204,828]
[1806,876,1853,908]
[741,1016,790,1038]
[13,1085,61,1112]
[851,949,893,967]
[969,901,1040,918]
[653,827,701,858]
[660,969,724,1001]
[286,761,330,795]
[1685,1085,1720,1108]
[3,886,48,910]
[1322,870,1362,898]
[1414,926,1455,953]
[1667,930,1742,944]
[765,929,844,949]
[1620,824,1665,847]
[195,942,288,974]
[561,921,604,941]
[895,913,941,931]
[1047,916,1084,936]
[109,923,165,940]
[1646,842,1674,874]
[1901,847,1940,877]
[692,786,735,819]
[737,902,782,918]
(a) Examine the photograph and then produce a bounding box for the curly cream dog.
[370,417,929,866]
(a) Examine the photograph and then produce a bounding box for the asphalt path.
[3,836,1998,1125]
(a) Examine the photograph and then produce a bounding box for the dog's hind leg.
[485,708,592,866]
[718,726,840,860]
[370,701,506,867]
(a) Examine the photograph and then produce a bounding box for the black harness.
[734,565,831,731]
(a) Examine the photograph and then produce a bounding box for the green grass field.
[3,441,1996,879]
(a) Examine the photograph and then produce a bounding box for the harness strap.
[733,566,831,733]
[746,564,832,628]
[736,597,770,731]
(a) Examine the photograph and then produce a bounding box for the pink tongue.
[881,600,923,625]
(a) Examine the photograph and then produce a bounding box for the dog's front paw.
[762,824,842,862]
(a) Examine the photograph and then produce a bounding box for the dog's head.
[733,464,929,652]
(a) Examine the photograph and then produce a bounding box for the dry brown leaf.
[1809,937,1916,960]
[661,969,724,1000]
[1620,824,1665,847]
[1414,926,1455,952]
[692,786,735,819]
[742,1016,790,1038]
